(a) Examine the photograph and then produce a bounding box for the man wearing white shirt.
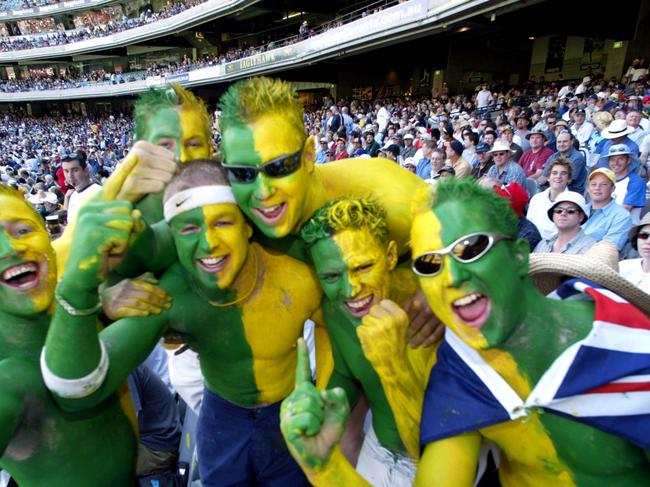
[625,109,647,146]
[570,108,594,147]
[476,84,493,108]
[527,157,571,240]
[62,152,102,222]
[374,99,390,135]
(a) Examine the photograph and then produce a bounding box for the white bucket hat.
[546,191,589,224]
[601,119,634,139]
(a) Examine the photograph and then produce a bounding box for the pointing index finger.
[294,338,312,386]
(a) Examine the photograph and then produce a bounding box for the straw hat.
[529,241,650,314]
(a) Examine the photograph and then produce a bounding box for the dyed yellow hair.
[301,197,390,246]
[219,77,305,138]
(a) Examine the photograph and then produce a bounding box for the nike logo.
[175,198,188,208]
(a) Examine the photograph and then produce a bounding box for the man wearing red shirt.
[518,129,554,181]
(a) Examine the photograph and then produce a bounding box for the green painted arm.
[0,360,29,453]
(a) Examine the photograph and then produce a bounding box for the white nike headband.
[164,185,237,222]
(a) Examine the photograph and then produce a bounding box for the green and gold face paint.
[0,194,56,316]
[310,227,397,322]
[221,113,313,238]
[147,107,212,163]
[166,186,252,294]
[411,200,526,350]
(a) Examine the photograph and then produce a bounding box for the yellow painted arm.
[415,432,481,487]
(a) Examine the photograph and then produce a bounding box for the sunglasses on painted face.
[223,149,302,184]
[412,232,515,277]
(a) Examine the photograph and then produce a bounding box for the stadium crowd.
[3,61,650,284]
[0,0,206,52]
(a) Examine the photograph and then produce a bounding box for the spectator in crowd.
[348,136,366,158]
[374,99,390,135]
[400,133,417,160]
[444,139,471,178]
[61,151,102,221]
[482,129,497,148]
[542,112,558,149]
[379,143,400,162]
[438,165,455,178]
[518,129,554,180]
[595,119,640,170]
[499,125,523,162]
[476,84,493,108]
[540,130,587,194]
[533,191,595,254]
[582,168,633,251]
[415,140,434,180]
[527,157,572,240]
[315,137,329,164]
[471,142,493,179]
[587,111,614,167]
[570,108,593,147]
[334,137,348,160]
[625,109,647,146]
[461,130,478,162]
[514,112,532,153]
[486,140,526,186]
[606,144,646,224]
[363,127,380,157]
[426,148,447,181]
[619,214,650,294]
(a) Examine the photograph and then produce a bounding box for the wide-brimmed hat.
[529,241,650,314]
[547,191,589,224]
[525,129,548,141]
[488,140,513,154]
[606,143,633,158]
[629,213,650,250]
[601,119,634,139]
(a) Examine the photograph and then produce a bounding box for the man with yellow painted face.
[408,178,650,486]
[280,198,435,485]
[0,184,138,486]
[43,160,331,486]
[218,77,425,258]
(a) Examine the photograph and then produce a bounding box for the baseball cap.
[475,142,490,153]
[438,166,456,176]
[501,125,514,133]
[643,95,650,105]
[588,168,616,184]
[403,133,414,140]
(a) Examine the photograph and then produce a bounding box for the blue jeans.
[197,389,309,487]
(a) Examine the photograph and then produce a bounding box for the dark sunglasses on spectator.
[553,207,579,215]
[638,232,650,240]
[412,232,514,277]
[224,149,302,184]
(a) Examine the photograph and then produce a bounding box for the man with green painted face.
[218,77,424,259]
[408,178,650,486]
[0,184,138,486]
[218,77,440,348]
[42,160,332,486]
[287,197,435,485]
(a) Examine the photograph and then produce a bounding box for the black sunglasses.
[223,149,302,184]
[412,232,514,277]
[60,152,79,162]
[552,207,579,215]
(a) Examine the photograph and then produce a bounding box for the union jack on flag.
[420,279,650,450]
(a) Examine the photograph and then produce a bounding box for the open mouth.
[1,261,40,291]
[197,255,229,273]
[345,294,375,318]
[452,293,490,328]
[252,203,287,225]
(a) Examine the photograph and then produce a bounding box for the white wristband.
[40,340,109,399]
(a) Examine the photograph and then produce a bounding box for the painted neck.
[225,243,262,304]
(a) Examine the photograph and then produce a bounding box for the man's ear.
[386,240,398,271]
[302,136,316,174]
[513,238,530,278]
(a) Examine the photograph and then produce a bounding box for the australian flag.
[420,279,650,450]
